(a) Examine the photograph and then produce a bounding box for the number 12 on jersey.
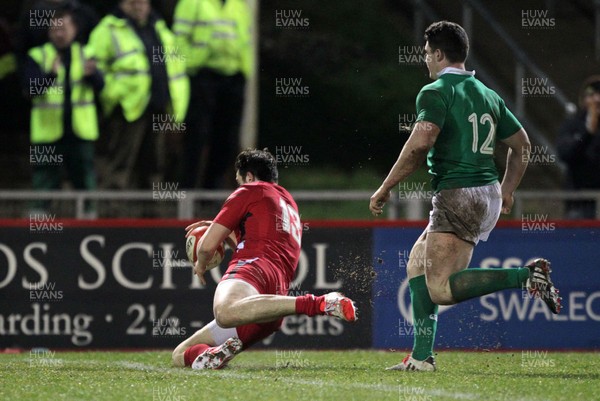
[279,198,302,246]
[468,112,496,155]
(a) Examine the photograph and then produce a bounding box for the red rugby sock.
[294,294,325,316]
[236,320,281,349]
[183,344,210,367]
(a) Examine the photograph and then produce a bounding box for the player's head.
[235,148,279,185]
[423,21,469,79]
[579,75,600,110]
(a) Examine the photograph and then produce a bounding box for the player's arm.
[186,220,237,249]
[370,121,441,215]
[499,128,530,214]
[192,222,232,285]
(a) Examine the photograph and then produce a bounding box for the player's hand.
[501,192,514,214]
[185,220,212,237]
[369,186,391,216]
[193,260,207,286]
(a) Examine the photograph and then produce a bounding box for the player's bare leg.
[425,233,561,312]
[424,232,474,305]
[175,279,357,369]
[172,323,219,367]
[213,279,357,328]
[213,279,294,326]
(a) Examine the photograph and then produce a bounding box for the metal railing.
[1,190,599,220]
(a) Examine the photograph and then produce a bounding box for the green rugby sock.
[449,268,530,302]
[409,275,438,361]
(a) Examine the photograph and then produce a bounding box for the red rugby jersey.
[213,181,302,278]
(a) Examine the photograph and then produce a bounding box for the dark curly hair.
[424,21,469,63]
[235,148,279,183]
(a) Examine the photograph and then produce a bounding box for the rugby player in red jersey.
[172,149,357,369]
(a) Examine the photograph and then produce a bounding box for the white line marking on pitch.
[113,361,483,400]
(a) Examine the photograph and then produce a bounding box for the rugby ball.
[186,226,225,270]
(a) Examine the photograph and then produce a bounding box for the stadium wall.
[0,220,598,350]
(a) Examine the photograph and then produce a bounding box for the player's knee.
[171,349,185,367]
[214,304,238,328]
[427,283,453,305]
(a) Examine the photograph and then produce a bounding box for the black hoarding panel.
[0,224,373,349]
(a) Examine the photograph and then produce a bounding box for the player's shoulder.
[234,181,285,198]
[420,78,446,93]
[418,78,454,103]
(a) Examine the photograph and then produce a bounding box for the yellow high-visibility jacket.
[88,14,190,122]
[28,42,99,143]
[173,0,253,78]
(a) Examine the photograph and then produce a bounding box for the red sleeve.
[213,185,257,231]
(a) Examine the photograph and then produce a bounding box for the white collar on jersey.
[437,66,476,77]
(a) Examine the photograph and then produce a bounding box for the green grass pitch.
[1,350,598,401]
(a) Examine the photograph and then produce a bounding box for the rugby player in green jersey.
[369,21,562,371]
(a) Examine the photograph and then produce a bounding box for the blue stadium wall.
[0,220,598,350]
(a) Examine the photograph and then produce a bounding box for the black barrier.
[0,223,373,349]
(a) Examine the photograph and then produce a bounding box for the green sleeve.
[496,98,522,140]
[415,89,447,129]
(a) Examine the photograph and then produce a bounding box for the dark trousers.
[98,109,165,189]
[183,69,245,189]
[31,140,96,212]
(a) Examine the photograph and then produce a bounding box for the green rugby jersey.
[415,69,522,192]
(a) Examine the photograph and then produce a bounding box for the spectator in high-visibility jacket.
[173,0,253,188]
[23,9,103,217]
[89,0,190,189]
[16,0,99,69]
